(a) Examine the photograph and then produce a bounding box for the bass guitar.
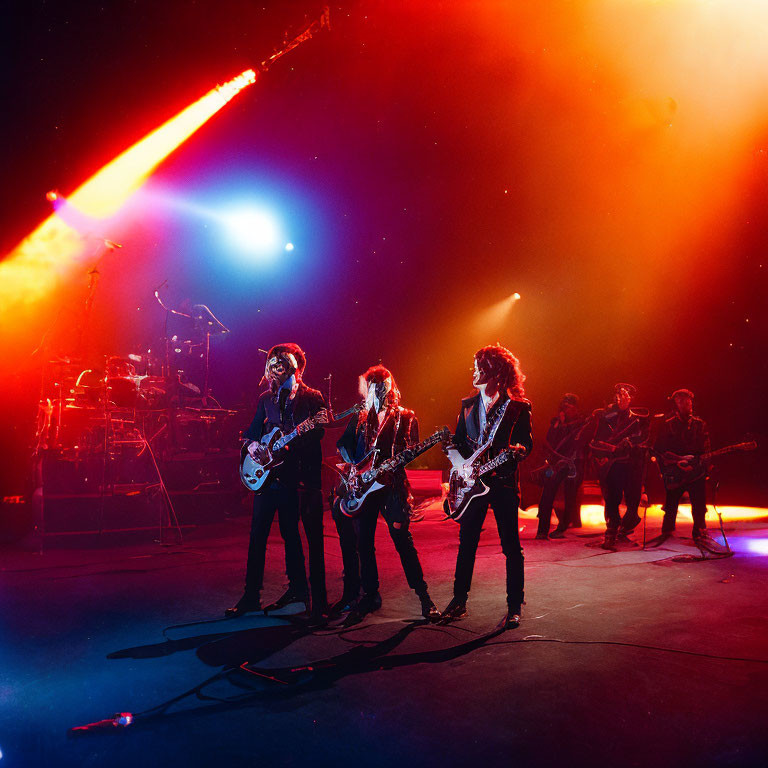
[443,443,526,521]
[338,426,450,518]
[240,404,362,492]
[656,440,756,490]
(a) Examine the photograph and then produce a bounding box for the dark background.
[1,0,766,504]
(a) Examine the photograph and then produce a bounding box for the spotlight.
[223,209,279,254]
[285,242,294,252]
[511,292,521,301]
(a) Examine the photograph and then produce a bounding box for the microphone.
[69,713,134,735]
[104,239,123,249]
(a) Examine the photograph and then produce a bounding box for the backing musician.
[226,344,329,620]
[650,389,725,553]
[585,383,649,550]
[535,393,588,539]
[441,345,532,629]
[332,365,440,623]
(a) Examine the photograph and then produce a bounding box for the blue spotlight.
[285,242,294,251]
[222,208,280,255]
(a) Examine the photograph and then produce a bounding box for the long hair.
[474,344,527,401]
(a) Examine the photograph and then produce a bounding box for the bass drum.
[107,376,139,408]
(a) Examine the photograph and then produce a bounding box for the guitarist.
[535,393,588,539]
[226,344,329,620]
[332,365,440,623]
[441,345,532,629]
[584,383,649,549]
[650,389,724,552]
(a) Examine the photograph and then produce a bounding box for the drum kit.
[35,350,240,463]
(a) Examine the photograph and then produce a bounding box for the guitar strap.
[481,399,510,447]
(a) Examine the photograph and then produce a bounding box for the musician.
[650,389,723,552]
[441,345,532,629]
[584,383,649,549]
[535,393,588,539]
[226,344,329,620]
[332,365,440,623]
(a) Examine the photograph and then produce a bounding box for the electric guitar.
[338,426,450,518]
[590,413,648,481]
[443,443,526,521]
[240,404,362,492]
[656,440,756,490]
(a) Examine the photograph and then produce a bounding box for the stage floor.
[2,505,768,768]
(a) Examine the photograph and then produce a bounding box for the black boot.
[343,591,382,627]
[418,593,441,622]
[263,588,309,614]
[646,531,672,548]
[224,592,261,618]
[441,596,468,621]
[329,591,359,616]
[503,605,521,629]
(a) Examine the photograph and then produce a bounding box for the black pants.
[537,465,584,532]
[662,477,707,533]
[600,461,644,533]
[332,486,428,598]
[453,482,524,610]
[299,487,328,608]
[244,484,308,599]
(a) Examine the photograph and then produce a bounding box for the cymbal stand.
[139,422,183,546]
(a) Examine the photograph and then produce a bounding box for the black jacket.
[453,394,533,486]
[586,405,650,467]
[652,414,710,459]
[337,406,419,464]
[545,415,589,466]
[243,382,326,489]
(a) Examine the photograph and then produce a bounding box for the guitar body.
[339,479,386,517]
[239,427,284,492]
[338,450,387,517]
[337,427,451,518]
[443,445,490,521]
[443,473,490,521]
[240,403,361,493]
[659,452,704,490]
[591,440,635,484]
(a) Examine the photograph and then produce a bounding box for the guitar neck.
[329,404,362,424]
[702,442,756,461]
[379,430,446,474]
[275,416,316,451]
[477,450,510,475]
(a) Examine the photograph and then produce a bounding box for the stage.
[2,505,767,768]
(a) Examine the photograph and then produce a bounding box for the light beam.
[0,69,257,311]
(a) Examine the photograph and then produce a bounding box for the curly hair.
[474,344,527,401]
